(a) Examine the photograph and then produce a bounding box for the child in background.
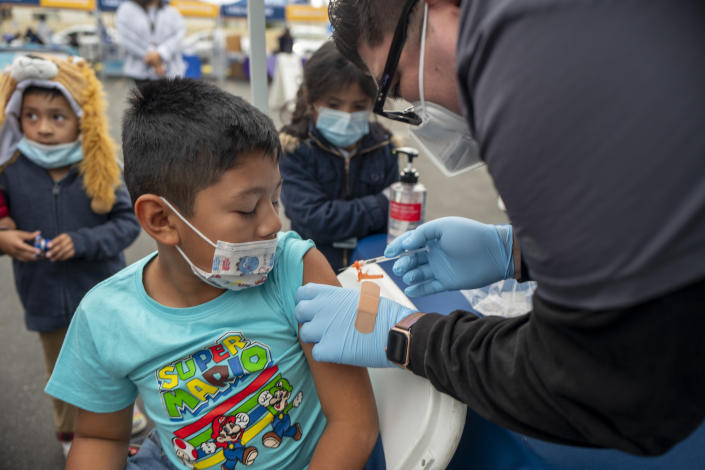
[46,79,378,469]
[279,41,399,272]
[0,54,141,456]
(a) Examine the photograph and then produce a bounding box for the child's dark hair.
[122,79,280,216]
[23,85,65,101]
[281,41,378,138]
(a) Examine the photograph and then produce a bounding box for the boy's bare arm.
[66,405,132,470]
[300,248,379,470]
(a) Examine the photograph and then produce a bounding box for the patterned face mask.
[161,198,278,291]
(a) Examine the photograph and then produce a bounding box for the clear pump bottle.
[388,147,427,243]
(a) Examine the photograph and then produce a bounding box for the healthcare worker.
[294,0,705,456]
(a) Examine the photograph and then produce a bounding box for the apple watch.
[386,313,425,368]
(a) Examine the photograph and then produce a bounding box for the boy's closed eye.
[237,208,256,217]
[236,199,280,218]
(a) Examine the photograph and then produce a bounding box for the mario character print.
[172,438,217,468]
[257,379,303,449]
[212,414,258,469]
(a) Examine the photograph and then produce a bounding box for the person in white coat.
[115,0,185,85]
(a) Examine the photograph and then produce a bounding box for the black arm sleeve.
[407,278,705,456]
[517,254,531,282]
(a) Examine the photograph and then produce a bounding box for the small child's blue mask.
[17,137,83,169]
[315,107,370,149]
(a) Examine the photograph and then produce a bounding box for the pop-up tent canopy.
[219,0,290,22]
[5,0,314,113]
[99,0,218,16]
[2,0,95,10]
[210,0,307,113]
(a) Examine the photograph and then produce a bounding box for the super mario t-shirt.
[46,231,325,469]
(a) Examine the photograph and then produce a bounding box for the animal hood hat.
[0,54,120,214]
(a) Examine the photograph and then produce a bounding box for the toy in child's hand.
[33,234,49,257]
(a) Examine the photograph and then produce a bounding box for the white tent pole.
[247,0,268,114]
[214,13,226,84]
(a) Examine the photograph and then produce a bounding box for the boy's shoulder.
[79,253,153,313]
[270,231,314,295]
[275,231,314,262]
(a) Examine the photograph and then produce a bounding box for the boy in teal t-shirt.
[46,79,378,469]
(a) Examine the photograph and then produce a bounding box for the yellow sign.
[285,5,328,23]
[39,0,95,10]
[170,0,219,18]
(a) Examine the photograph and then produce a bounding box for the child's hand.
[46,233,75,262]
[0,216,16,230]
[0,229,41,261]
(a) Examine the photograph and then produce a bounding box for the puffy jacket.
[0,154,141,332]
[279,123,399,271]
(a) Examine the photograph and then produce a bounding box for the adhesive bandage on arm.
[355,281,381,333]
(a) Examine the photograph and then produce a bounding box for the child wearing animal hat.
[0,54,141,456]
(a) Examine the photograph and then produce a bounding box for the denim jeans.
[125,429,179,470]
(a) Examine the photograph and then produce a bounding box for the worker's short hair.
[328,0,423,71]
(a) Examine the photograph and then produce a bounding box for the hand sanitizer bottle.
[388,147,427,243]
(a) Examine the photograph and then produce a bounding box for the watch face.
[386,329,409,365]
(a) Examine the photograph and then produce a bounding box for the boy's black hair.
[122,79,281,216]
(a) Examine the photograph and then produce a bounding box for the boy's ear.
[134,194,180,246]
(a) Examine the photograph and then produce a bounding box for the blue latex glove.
[384,217,515,297]
[295,283,416,367]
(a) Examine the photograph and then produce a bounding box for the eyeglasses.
[372,0,422,126]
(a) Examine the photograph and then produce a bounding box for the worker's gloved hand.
[295,283,416,367]
[385,217,514,297]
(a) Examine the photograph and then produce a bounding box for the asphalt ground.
[0,76,506,468]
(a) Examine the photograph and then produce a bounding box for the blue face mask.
[315,107,370,149]
[17,137,83,169]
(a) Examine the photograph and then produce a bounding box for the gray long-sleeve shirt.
[115,1,185,80]
[407,0,705,456]
[457,0,705,311]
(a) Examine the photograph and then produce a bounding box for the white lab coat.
[115,1,185,80]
